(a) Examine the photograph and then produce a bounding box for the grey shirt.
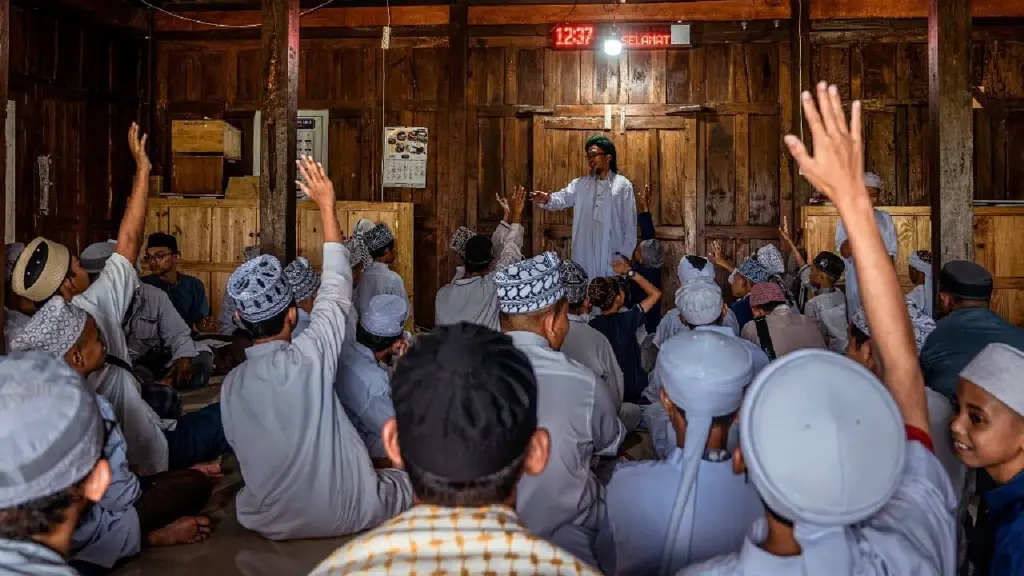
[334,342,394,458]
[0,539,77,576]
[560,314,624,411]
[510,331,624,538]
[222,243,412,540]
[804,289,848,353]
[126,284,205,364]
[435,222,524,331]
[353,262,408,319]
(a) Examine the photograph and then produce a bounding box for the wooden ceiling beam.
[468,1,791,25]
[18,0,148,31]
[153,5,449,31]
[812,0,1024,19]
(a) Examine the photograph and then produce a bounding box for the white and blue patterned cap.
[282,257,320,302]
[450,226,475,257]
[732,257,772,285]
[360,294,408,338]
[227,255,294,323]
[363,223,395,253]
[559,259,589,305]
[495,252,565,314]
[10,297,88,357]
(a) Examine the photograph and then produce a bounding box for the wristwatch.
[625,270,636,279]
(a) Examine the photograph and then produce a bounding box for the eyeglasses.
[142,252,175,263]
[586,152,608,160]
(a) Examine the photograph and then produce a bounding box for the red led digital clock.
[552,24,673,50]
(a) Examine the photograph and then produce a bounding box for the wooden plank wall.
[8,2,147,252]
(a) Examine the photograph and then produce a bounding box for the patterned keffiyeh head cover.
[343,236,372,269]
[227,255,294,323]
[450,226,475,258]
[740,349,905,575]
[756,244,786,276]
[0,351,104,509]
[851,299,936,353]
[494,252,565,314]
[282,256,321,303]
[558,259,589,305]
[961,342,1024,417]
[363,223,395,253]
[10,297,88,357]
[731,257,772,285]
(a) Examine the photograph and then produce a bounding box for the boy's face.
[951,378,1024,482]
[65,316,108,376]
[65,256,92,297]
[810,265,827,289]
[909,267,925,286]
[730,274,750,298]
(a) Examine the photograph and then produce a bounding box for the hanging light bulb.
[604,28,623,56]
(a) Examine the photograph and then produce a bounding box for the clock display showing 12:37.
[553,25,596,48]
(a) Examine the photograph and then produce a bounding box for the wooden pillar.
[790,0,811,218]
[928,0,973,278]
[0,0,8,352]
[259,0,299,261]
[439,1,468,287]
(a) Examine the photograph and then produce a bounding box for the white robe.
[353,261,408,319]
[540,173,637,279]
[222,243,411,540]
[835,209,898,312]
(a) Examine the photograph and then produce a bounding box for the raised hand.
[496,192,510,222]
[783,83,867,211]
[296,155,336,208]
[128,122,150,174]
[530,190,551,205]
[709,240,727,268]
[391,338,409,359]
[638,184,651,213]
[509,186,527,224]
[612,254,631,275]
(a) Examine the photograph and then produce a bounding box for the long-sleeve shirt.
[920,307,1024,400]
[141,273,210,329]
[973,469,1024,575]
[126,284,205,365]
[740,304,827,358]
[803,289,848,354]
[353,262,408,320]
[0,539,78,576]
[510,331,624,541]
[540,173,637,280]
[680,437,957,576]
[589,306,648,403]
[629,212,662,334]
[435,221,524,330]
[334,342,394,458]
[71,396,142,568]
[222,243,412,540]
[74,253,170,476]
[560,314,625,412]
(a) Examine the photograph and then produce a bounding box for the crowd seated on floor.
[4,85,1024,576]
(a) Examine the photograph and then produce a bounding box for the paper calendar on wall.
[382,126,428,189]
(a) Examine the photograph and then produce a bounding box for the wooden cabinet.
[802,205,1024,326]
[144,198,415,323]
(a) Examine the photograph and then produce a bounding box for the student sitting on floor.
[3,242,33,349]
[353,223,408,319]
[335,294,409,459]
[221,156,411,541]
[740,282,827,360]
[0,352,112,576]
[600,331,762,575]
[587,256,662,404]
[310,323,602,575]
[907,250,933,317]
[651,255,741,353]
[794,249,848,353]
[141,233,211,332]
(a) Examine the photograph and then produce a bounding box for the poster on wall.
[382,127,428,189]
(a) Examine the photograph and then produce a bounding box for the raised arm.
[614,256,661,313]
[637,185,656,241]
[115,123,151,263]
[785,83,928,433]
[779,216,806,268]
[493,187,526,271]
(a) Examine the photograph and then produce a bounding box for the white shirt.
[836,209,898,311]
[804,289,849,354]
[222,243,412,540]
[561,314,625,411]
[354,261,408,319]
[74,253,170,476]
[334,342,394,458]
[680,441,957,576]
[435,222,524,331]
[541,173,637,279]
[511,331,624,539]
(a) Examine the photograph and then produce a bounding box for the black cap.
[463,235,494,267]
[813,251,845,280]
[939,260,993,301]
[391,323,537,483]
[146,232,178,253]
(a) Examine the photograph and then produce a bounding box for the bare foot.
[191,460,224,480]
[146,516,213,546]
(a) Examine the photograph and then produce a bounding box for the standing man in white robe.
[353,223,408,318]
[495,252,624,568]
[835,171,898,312]
[221,157,411,541]
[531,136,637,280]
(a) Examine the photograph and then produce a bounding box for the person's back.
[741,292,827,358]
[353,223,408,317]
[223,162,411,540]
[561,317,624,410]
[309,324,601,576]
[804,289,848,353]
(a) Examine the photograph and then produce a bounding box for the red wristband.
[905,425,934,453]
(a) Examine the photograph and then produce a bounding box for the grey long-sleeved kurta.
[353,261,408,319]
[126,283,206,364]
[560,314,625,412]
[221,243,412,540]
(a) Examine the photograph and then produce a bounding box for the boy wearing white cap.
[496,252,624,567]
[221,157,411,541]
[835,170,897,312]
[334,293,410,458]
[353,222,408,319]
[652,256,741,351]
[0,352,111,576]
[954,343,1024,575]
[599,331,763,575]
[682,84,956,576]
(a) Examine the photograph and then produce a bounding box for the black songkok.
[813,251,846,281]
[391,323,537,483]
[939,260,993,301]
[464,235,495,268]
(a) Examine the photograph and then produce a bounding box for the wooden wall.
[8,1,147,252]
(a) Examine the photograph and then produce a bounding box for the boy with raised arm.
[681,83,955,575]
[221,157,411,540]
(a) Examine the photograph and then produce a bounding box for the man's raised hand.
[509,186,527,223]
[296,155,336,207]
[129,122,150,174]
